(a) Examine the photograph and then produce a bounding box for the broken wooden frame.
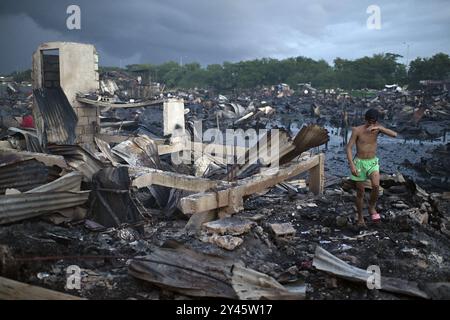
[0,276,84,300]
[130,152,324,223]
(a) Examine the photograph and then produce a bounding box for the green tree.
[408,53,450,89]
[9,69,32,82]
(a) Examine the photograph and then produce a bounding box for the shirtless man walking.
[346,109,398,226]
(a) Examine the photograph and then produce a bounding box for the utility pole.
[406,43,410,67]
[403,42,410,69]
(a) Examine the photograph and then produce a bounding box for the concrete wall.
[32,42,100,145]
[163,98,185,137]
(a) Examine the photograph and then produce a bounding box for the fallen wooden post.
[0,276,85,300]
[308,153,325,195]
[180,153,325,215]
[129,154,324,217]
[130,167,230,192]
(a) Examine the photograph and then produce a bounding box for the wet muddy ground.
[323,126,449,192]
[1,179,450,300]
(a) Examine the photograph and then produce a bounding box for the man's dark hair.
[365,108,379,121]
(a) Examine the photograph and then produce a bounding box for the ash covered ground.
[1,85,450,300]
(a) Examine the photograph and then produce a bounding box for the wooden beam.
[180,188,231,214]
[131,167,227,192]
[0,276,85,300]
[180,155,322,215]
[239,155,319,197]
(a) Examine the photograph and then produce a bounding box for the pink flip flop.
[371,212,381,222]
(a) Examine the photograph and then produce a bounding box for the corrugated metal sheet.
[0,148,68,169]
[48,145,104,181]
[0,170,88,225]
[7,127,43,153]
[27,171,83,193]
[0,191,90,225]
[0,159,50,194]
[94,137,121,166]
[112,136,160,168]
[312,246,429,299]
[100,79,119,95]
[33,87,78,145]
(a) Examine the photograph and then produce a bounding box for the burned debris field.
[0,1,450,302]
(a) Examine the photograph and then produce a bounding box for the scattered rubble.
[0,41,449,300]
[269,223,296,238]
[200,234,244,251]
[312,246,429,299]
[203,218,255,236]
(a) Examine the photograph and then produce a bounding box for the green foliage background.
[8,53,450,92]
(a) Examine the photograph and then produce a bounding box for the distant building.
[297,83,317,96]
[0,76,13,84]
[32,42,100,145]
[419,80,450,91]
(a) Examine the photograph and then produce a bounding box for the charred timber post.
[309,153,325,195]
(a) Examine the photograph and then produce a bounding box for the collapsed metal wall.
[33,87,78,146]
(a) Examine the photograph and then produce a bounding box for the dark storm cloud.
[0,0,449,73]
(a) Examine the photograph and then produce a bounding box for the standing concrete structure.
[32,42,100,145]
[163,98,185,137]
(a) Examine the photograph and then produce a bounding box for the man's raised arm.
[346,128,359,176]
[379,126,398,138]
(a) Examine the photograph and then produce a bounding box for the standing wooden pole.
[309,153,325,195]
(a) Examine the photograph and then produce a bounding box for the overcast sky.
[0,0,449,73]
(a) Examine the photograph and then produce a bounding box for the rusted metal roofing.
[0,148,68,169]
[312,246,429,299]
[112,136,160,168]
[0,159,51,194]
[48,145,104,181]
[28,171,83,193]
[0,171,89,225]
[7,127,43,153]
[33,87,78,145]
[0,191,90,225]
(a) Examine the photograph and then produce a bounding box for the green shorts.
[351,157,379,182]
